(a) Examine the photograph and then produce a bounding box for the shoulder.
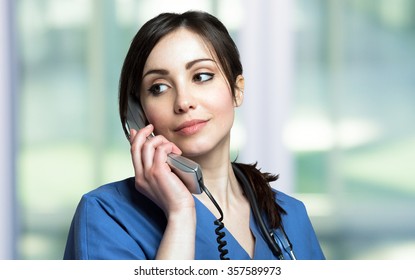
[272,190,314,239]
[64,177,165,259]
[272,190,325,259]
[79,177,148,209]
[82,177,135,200]
[76,177,159,217]
[71,177,134,223]
[273,190,308,215]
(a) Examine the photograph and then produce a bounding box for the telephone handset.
[125,95,203,194]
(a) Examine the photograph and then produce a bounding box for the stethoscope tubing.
[232,163,297,260]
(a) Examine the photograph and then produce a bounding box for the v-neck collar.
[193,196,276,260]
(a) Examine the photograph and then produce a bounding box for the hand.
[129,125,195,216]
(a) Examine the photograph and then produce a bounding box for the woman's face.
[140,28,243,158]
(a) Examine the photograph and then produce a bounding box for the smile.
[175,119,208,136]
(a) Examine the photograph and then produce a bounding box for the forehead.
[144,28,216,70]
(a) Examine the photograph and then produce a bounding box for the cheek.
[147,111,168,132]
[142,101,170,134]
[217,100,234,119]
[208,90,236,127]
[210,86,235,114]
[141,91,175,133]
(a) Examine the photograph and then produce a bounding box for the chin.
[178,139,209,155]
[179,136,230,160]
[180,148,208,159]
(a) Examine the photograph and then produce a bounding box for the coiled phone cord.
[197,165,294,260]
[199,181,230,260]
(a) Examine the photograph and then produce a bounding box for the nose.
[174,86,197,114]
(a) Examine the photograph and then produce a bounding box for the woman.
[64,11,325,260]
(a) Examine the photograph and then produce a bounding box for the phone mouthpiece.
[167,154,203,194]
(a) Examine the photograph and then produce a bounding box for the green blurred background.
[9,0,415,259]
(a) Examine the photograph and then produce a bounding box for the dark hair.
[118,11,285,229]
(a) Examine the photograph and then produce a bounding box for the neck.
[195,160,243,209]
[188,134,243,206]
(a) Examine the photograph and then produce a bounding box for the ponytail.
[233,162,286,229]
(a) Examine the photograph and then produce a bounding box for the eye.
[193,72,214,83]
[148,83,169,95]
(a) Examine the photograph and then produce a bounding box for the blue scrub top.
[63,177,325,260]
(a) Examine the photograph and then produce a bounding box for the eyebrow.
[142,58,216,79]
[185,58,216,70]
[142,69,169,79]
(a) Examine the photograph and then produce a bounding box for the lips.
[175,119,208,136]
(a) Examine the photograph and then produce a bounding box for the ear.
[234,75,244,107]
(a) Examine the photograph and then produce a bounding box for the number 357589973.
[227,266,282,276]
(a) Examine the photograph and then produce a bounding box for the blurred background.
[1,0,414,260]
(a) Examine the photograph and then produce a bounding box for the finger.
[141,135,170,171]
[129,124,153,145]
[129,128,137,144]
[130,125,154,177]
[153,142,177,168]
[170,143,182,156]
